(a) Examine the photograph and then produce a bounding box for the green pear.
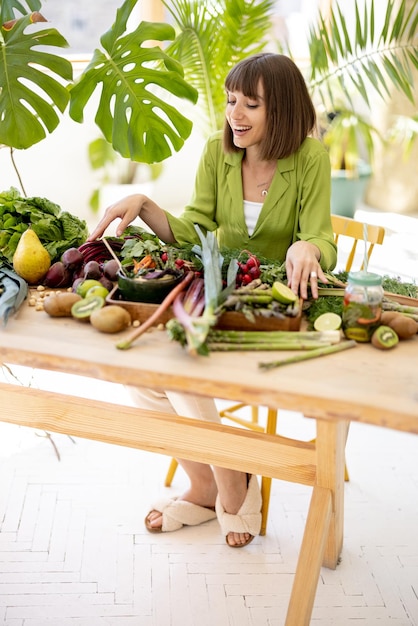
[12,228,51,284]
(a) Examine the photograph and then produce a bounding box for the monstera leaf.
[0,0,41,23]
[69,0,198,164]
[0,12,72,149]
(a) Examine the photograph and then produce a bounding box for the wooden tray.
[383,292,418,307]
[215,302,302,331]
[107,287,303,331]
[107,287,174,325]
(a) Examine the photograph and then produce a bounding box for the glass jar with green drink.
[342,271,383,342]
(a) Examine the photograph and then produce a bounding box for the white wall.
[0,101,205,234]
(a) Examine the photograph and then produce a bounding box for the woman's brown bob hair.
[223,53,317,160]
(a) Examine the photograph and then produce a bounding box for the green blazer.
[165,131,337,270]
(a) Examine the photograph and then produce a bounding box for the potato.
[387,315,418,340]
[90,305,131,333]
[43,292,82,317]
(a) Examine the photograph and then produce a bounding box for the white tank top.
[243,200,263,236]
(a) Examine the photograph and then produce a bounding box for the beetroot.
[61,247,84,271]
[83,260,101,279]
[43,261,73,288]
[99,275,114,292]
[102,259,120,281]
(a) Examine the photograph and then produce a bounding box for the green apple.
[86,285,110,299]
[76,279,103,298]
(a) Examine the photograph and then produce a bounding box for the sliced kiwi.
[371,325,399,350]
[71,295,105,320]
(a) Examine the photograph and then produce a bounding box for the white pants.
[127,387,221,424]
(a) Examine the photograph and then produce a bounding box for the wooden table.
[1,300,417,625]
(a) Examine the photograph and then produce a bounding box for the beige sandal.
[145,496,217,533]
[215,474,262,547]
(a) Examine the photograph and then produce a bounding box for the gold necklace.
[243,160,276,197]
[256,174,275,197]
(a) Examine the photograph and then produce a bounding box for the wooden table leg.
[285,418,349,625]
[316,418,349,568]
[285,485,332,626]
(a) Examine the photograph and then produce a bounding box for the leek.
[166,226,238,356]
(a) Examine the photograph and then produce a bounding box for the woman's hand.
[87,194,148,241]
[87,194,175,243]
[285,241,328,299]
[88,194,146,241]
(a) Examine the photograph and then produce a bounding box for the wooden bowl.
[117,269,184,304]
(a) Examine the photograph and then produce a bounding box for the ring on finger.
[310,271,317,279]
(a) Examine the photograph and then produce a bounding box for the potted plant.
[305,0,418,217]
[316,103,381,216]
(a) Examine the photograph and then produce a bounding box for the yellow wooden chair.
[164,215,385,535]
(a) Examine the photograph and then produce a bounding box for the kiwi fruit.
[90,305,131,333]
[71,295,105,321]
[371,325,399,350]
[44,292,82,317]
[380,311,401,325]
[387,315,418,339]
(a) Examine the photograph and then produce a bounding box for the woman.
[89,53,337,547]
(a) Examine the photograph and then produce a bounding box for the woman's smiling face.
[225,81,267,152]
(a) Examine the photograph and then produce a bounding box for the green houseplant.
[0,0,198,194]
[305,0,418,216]
[1,0,417,212]
[83,0,276,212]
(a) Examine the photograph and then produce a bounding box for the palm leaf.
[163,0,275,136]
[0,13,72,149]
[308,0,418,107]
[69,0,198,164]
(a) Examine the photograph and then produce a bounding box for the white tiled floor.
[0,207,417,625]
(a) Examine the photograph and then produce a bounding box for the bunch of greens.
[0,188,88,264]
[119,226,165,262]
[118,226,204,273]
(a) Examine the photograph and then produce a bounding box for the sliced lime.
[314,312,342,331]
[271,281,297,304]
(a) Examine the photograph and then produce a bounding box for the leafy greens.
[0,187,88,264]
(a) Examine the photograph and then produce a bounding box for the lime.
[314,312,342,331]
[76,279,103,298]
[271,281,298,304]
[86,285,109,299]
